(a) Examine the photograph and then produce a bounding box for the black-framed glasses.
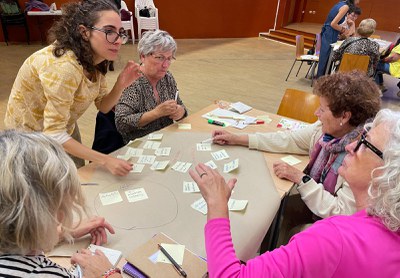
[150,53,176,64]
[354,131,383,159]
[88,26,128,44]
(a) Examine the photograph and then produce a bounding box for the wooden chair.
[277,89,320,123]
[0,0,30,45]
[337,53,369,73]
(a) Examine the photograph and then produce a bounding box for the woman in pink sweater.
[190,109,400,277]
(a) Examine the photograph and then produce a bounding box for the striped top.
[0,254,76,277]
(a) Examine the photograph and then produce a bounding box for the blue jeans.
[375,61,390,85]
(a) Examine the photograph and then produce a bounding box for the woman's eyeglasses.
[354,131,383,159]
[88,26,128,44]
[151,53,176,64]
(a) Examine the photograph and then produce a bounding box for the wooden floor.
[1,38,399,148]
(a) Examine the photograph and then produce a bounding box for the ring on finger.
[200,172,207,178]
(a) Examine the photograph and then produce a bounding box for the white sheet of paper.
[196,143,212,151]
[204,160,217,169]
[99,191,123,206]
[143,141,161,150]
[137,155,156,164]
[130,164,145,173]
[281,155,302,166]
[125,188,148,203]
[202,108,257,129]
[157,243,185,265]
[183,181,200,193]
[211,149,229,160]
[277,118,309,130]
[171,161,192,173]
[155,147,171,156]
[148,133,163,140]
[223,158,239,173]
[150,160,170,170]
[88,244,122,266]
[191,198,207,214]
[228,199,248,211]
[178,123,192,130]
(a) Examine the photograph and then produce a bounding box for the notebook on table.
[125,233,207,277]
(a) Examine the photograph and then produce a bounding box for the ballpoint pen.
[158,244,187,277]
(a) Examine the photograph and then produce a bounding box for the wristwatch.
[301,174,312,184]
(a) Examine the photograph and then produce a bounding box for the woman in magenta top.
[190,109,400,277]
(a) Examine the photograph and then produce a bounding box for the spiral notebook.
[123,262,149,278]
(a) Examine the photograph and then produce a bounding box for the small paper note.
[148,133,163,140]
[257,115,272,124]
[183,181,200,193]
[178,123,192,130]
[211,149,229,160]
[125,188,148,203]
[150,160,170,171]
[191,198,208,214]
[228,199,248,211]
[229,101,252,114]
[117,147,143,160]
[204,160,217,169]
[281,155,302,166]
[171,161,192,173]
[99,191,123,206]
[223,158,239,173]
[137,155,156,164]
[157,244,185,265]
[88,244,122,266]
[127,139,142,148]
[155,147,171,156]
[143,141,161,150]
[130,164,145,173]
[196,143,212,151]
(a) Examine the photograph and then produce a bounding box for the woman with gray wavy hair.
[190,108,400,277]
[0,130,120,277]
[115,30,188,143]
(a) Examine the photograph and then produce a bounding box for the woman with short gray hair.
[115,30,187,143]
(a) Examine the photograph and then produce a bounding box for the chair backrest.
[338,53,369,73]
[277,89,320,123]
[120,0,128,10]
[295,35,305,58]
[315,33,321,56]
[135,0,155,8]
[0,0,22,16]
[369,34,381,39]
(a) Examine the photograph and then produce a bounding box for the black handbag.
[139,6,150,17]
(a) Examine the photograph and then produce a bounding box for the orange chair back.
[277,89,320,123]
[295,35,305,59]
[338,53,369,73]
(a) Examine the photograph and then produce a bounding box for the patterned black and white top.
[115,72,188,144]
[332,37,380,77]
[0,254,76,277]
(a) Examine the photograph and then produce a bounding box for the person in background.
[212,71,381,219]
[332,19,380,77]
[0,130,118,277]
[115,30,187,144]
[4,0,141,176]
[317,0,359,77]
[190,108,400,277]
[338,6,362,40]
[375,37,400,91]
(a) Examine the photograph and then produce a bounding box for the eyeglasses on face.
[150,53,176,64]
[88,26,128,44]
[354,130,383,159]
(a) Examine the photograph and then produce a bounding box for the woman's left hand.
[71,216,115,245]
[116,60,143,90]
[273,161,304,184]
[169,104,185,121]
[71,249,120,278]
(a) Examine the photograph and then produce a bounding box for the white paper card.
[157,244,185,265]
[130,164,145,173]
[228,199,248,211]
[99,191,123,206]
[191,198,208,214]
[137,155,156,164]
[178,123,192,130]
[143,141,161,150]
[150,160,170,171]
[281,155,302,166]
[196,143,212,151]
[171,161,192,173]
[223,158,239,173]
[211,149,229,160]
[155,147,171,156]
[148,133,163,140]
[88,244,122,266]
[183,181,200,193]
[230,101,252,114]
[204,160,217,169]
[125,188,148,203]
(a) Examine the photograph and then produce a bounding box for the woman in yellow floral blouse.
[5,0,141,176]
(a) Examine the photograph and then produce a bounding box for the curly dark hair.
[313,71,381,127]
[47,0,119,74]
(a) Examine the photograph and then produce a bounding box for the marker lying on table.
[208,119,225,127]
[158,244,187,277]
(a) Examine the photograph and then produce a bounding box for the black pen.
[158,244,187,277]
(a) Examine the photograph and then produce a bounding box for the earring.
[340,122,343,126]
